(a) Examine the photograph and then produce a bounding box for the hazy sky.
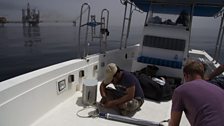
[0,0,136,25]
[0,0,221,28]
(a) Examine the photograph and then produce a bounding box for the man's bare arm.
[104,85,135,108]
[100,81,109,97]
[207,65,224,80]
[169,111,182,126]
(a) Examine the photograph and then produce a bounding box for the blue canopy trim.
[131,0,223,16]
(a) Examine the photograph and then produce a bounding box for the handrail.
[186,4,194,59]
[74,7,89,23]
[216,33,224,63]
[120,1,133,49]
[100,9,109,53]
[125,3,133,48]
[213,13,224,61]
[120,2,128,49]
[120,0,146,49]
[78,3,90,58]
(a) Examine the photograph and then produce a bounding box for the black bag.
[137,65,159,77]
[136,74,172,101]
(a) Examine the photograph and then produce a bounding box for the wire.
[76,106,99,118]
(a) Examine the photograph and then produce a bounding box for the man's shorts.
[105,87,144,116]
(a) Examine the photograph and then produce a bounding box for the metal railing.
[213,13,224,63]
[78,3,90,58]
[99,9,109,54]
[78,3,110,58]
[120,0,134,49]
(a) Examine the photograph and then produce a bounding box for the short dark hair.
[183,60,205,78]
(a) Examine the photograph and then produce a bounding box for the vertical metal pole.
[120,2,128,49]
[84,6,90,58]
[91,15,95,42]
[99,17,104,53]
[124,3,133,48]
[216,22,224,63]
[213,14,224,61]
[100,9,109,53]
[105,9,109,52]
[144,11,149,26]
[187,4,194,58]
[78,5,83,58]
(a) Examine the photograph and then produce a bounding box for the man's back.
[116,70,144,99]
[172,79,224,126]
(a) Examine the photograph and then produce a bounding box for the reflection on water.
[0,24,128,82]
[23,26,41,47]
[0,24,83,82]
[0,25,9,41]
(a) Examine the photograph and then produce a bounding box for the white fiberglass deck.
[31,82,189,126]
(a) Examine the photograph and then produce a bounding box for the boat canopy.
[131,0,224,16]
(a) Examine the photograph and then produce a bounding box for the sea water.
[0,23,223,82]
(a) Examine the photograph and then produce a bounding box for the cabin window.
[143,35,186,51]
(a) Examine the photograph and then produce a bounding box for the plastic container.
[82,79,98,106]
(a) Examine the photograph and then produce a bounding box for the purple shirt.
[172,79,224,126]
[116,70,144,99]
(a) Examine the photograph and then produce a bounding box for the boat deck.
[31,82,190,126]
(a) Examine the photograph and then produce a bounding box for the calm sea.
[0,23,223,82]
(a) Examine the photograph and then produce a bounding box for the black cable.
[159,119,170,125]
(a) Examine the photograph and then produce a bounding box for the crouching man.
[100,63,144,116]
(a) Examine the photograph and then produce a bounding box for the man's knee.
[119,99,143,115]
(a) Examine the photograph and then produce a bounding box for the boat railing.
[213,12,224,63]
[99,9,109,54]
[120,0,133,49]
[78,3,90,58]
[119,0,145,49]
[78,3,110,58]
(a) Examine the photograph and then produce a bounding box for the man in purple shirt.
[169,61,224,126]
